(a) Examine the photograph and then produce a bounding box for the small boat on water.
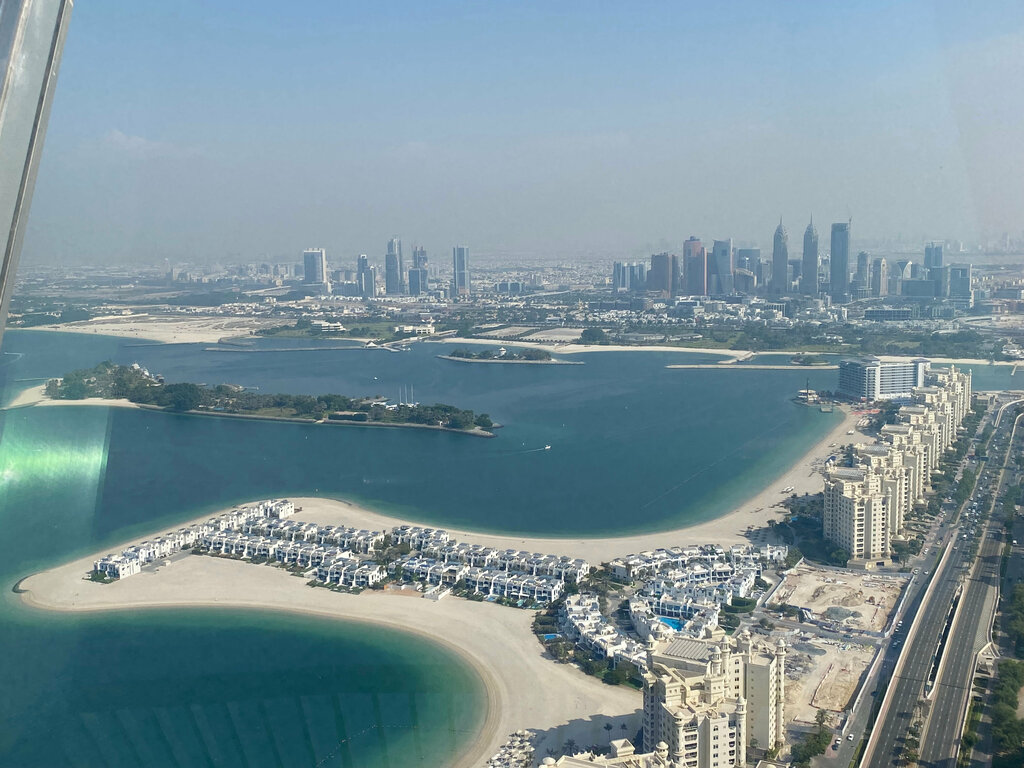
[544,445,551,450]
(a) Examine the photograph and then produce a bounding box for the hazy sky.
[21,0,1024,266]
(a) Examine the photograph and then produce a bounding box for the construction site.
[784,637,877,724]
[769,563,907,633]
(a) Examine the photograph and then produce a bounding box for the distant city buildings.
[871,257,888,297]
[356,254,376,298]
[452,245,471,296]
[302,248,328,291]
[709,239,734,295]
[385,237,404,295]
[648,252,680,298]
[801,218,818,295]
[830,221,851,301]
[771,219,788,294]
[683,237,707,296]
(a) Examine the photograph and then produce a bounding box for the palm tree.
[604,722,613,744]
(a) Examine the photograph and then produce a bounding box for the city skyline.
[16,1,1024,265]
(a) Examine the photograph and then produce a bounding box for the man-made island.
[41,361,497,436]
[439,347,583,365]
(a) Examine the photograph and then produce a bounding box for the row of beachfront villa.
[94,499,298,578]
[395,555,565,603]
[391,525,593,581]
[607,543,788,581]
[92,502,585,605]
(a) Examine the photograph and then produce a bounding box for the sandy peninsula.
[19,555,640,768]
[30,315,283,344]
[16,399,867,766]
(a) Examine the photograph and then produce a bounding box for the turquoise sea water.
[3,332,847,537]
[0,346,484,767]
[1,330,1014,765]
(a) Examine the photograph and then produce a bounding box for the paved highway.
[862,397,1020,768]
[920,409,1023,767]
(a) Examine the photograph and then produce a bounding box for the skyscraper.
[356,254,374,298]
[855,251,870,285]
[925,242,943,270]
[772,218,789,294]
[871,257,888,297]
[683,237,707,296]
[412,246,428,269]
[386,238,404,295]
[303,248,328,288]
[452,245,471,296]
[802,217,819,295]
[830,221,851,302]
[408,267,428,296]
[648,252,673,296]
[709,239,733,294]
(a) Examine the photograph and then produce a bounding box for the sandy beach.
[16,401,866,766]
[30,315,283,344]
[19,555,640,768]
[422,335,746,359]
[282,406,863,562]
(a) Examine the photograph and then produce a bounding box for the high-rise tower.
[709,239,734,294]
[802,218,819,295]
[386,238,404,295]
[772,218,789,294]
[303,248,328,289]
[452,246,471,296]
[683,237,707,296]
[830,221,851,302]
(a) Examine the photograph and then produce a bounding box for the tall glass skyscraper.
[302,248,328,286]
[386,238,404,294]
[452,245,471,296]
[709,239,733,294]
[801,218,818,295]
[772,218,789,294]
[683,237,706,296]
[830,221,851,301]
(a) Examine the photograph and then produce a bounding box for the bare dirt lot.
[476,326,539,338]
[770,564,907,632]
[785,638,876,723]
[520,327,585,343]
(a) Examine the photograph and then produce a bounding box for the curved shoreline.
[3,387,496,438]
[14,401,865,765]
[17,555,640,768]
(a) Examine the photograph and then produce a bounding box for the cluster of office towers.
[301,239,471,298]
[824,361,972,563]
[613,220,971,305]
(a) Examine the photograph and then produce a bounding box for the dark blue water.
[0,335,485,768]
[2,332,843,537]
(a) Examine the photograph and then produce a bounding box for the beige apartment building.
[639,632,786,768]
[824,364,972,563]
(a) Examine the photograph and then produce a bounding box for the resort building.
[838,357,929,401]
[641,632,786,766]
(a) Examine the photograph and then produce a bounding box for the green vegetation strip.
[46,362,494,432]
